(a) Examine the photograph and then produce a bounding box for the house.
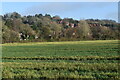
[19,33,29,40]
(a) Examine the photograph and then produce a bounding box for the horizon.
[1,12,118,22]
[1,2,118,22]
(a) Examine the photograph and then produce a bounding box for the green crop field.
[2,40,120,80]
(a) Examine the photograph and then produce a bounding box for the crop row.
[2,56,120,61]
[3,62,119,71]
[2,62,119,79]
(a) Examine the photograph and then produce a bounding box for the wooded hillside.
[1,12,120,43]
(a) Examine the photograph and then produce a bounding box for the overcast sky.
[1,2,118,22]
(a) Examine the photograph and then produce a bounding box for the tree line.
[1,12,120,43]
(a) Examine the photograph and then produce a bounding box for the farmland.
[2,40,120,80]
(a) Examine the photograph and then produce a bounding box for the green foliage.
[2,23,19,43]
[78,20,92,39]
[2,40,119,79]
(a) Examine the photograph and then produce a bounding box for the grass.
[2,40,119,79]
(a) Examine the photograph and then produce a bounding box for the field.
[2,40,120,80]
